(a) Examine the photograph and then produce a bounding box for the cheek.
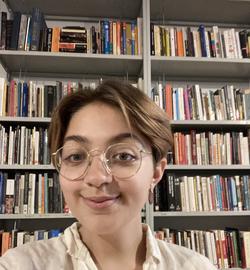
[59,177,80,203]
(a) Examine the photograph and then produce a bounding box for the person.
[0,80,217,270]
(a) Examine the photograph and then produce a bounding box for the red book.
[165,84,173,120]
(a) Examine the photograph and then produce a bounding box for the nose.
[83,154,112,187]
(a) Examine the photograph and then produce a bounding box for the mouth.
[83,195,120,209]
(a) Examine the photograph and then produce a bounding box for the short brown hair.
[48,80,173,164]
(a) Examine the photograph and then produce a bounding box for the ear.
[152,157,167,187]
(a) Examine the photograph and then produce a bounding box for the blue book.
[29,8,44,51]
[103,20,109,54]
[198,25,207,57]
[22,82,28,116]
[243,175,249,210]
[17,82,22,116]
[49,229,60,238]
[122,22,126,55]
[215,175,223,211]
[230,177,238,210]
[0,172,3,213]
[131,21,136,55]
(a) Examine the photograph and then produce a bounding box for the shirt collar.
[63,222,161,265]
[64,222,90,260]
[143,223,161,264]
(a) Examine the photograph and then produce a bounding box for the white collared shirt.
[0,222,217,270]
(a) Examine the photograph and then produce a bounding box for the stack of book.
[59,26,87,53]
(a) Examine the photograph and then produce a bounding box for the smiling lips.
[83,195,120,209]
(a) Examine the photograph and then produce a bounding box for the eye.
[61,149,88,164]
[112,152,136,162]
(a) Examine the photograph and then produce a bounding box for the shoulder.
[0,235,67,270]
[156,239,217,270]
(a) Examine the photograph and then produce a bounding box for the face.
[59,102,165,235]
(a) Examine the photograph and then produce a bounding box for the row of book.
[0,228,62,256]
[155,228,250,268]
[0,8,143,55]
[150,23,250,59]
[0,172,68,215]
[0,125,51,165]
[173,130,250,165]
[155,173,250,212]
[0,78,84,118]
[151,83,250,121]
[0,78,144,117]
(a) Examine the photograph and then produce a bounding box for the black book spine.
[150,23,155,55]
[0,12,7,49]
[10,12,21,50]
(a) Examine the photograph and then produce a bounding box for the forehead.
[64,102,144,146]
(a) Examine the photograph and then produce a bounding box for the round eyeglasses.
[52,142,151,181]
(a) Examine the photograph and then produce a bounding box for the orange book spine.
[51,27,60,52]
[177,29,184,56]
[165,84,173,120]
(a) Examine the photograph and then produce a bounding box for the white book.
[183,176,190,211]
[20,126,25,165]
[24,16,31,51]
[0,77,5,117]
[180,180,186,211]
[212,26,222,58]
[192,29,199,57]
[34,130,39,165]
[28,173,36,214]
[185,134,192,165]
[195,133,202,165]
[194,84,204,120]
[235,31,243,59]
[230,28,238,58]
[204,31,211,57]
[112,22,117,55]
[204,231,213,264]
[178,87,185,120]
[196,176,203,211]
[201,176,209,211]
[225,132,232,165]
[7,127,13,165]
[206,177,213,211]
[229,85,236,120]
[210,231,218,266]
[187,176,196,211]
[137,17,143,56]
[17,231,26,247]
[169,27,176,57]
[158,82,163,109]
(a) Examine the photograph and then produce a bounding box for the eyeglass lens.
[55,143,142,180]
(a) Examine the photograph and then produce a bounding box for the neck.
[79,217,146,269]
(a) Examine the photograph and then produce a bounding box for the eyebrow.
[63,133,145,146]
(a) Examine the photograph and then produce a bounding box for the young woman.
[0,80,217,270]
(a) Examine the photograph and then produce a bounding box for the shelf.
[6,0,142,20]
[154,211,250,217]
[0,51,143,77]
[0,117,51,123]
[150,0,250,25]
[151,56,250,79]
[166,165,250,171]
[0,164,54,170]
[170,120,250,128]
[0,213,74,219]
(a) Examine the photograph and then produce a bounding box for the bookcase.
[149,0,250,269]
[0,0,250,268]
[0,0,145,231]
